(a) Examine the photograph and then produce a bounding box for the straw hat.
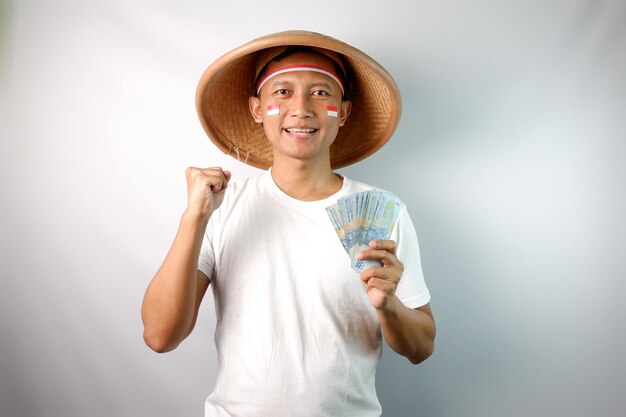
[195,30,401,169]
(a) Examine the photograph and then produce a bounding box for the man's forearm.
[377,297,436,364]
[141,212,209,352]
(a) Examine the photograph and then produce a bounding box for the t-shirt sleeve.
[391,207,431,309]
[198,221,215,282]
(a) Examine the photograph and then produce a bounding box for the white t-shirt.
[198,170,430,417]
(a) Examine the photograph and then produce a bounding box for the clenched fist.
[184,166,231,220]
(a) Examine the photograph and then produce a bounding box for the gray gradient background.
[1,0,624,416]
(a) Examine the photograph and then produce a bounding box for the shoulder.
[343,176,407,210]
[345,177,377,193]
[343,175,392,195]
[222,171,267,199]
[209,172,265,222]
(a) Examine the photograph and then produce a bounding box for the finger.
[365,277,397,294]
[360,266,401,285]
[356,249,402,268]
[210,170,231,193]
[201,166,227,177]
[360,266,384,283]
[196,167,230,192]
[368,240,397,255]
[186,168,226,195]
[186,166,222,182]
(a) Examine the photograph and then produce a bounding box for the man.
[142,31,435,416]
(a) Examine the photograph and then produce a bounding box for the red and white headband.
[255,64,345,96]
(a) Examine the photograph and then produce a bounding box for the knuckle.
[186,167,200,178]
[363,268,376,280]
[206,166,223,175]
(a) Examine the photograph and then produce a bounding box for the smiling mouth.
[284,128,318,134]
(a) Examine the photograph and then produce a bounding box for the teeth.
[287,128,315,133]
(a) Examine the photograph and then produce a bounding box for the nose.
[290,92,313,118]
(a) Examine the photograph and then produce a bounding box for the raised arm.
[141,167,230,353]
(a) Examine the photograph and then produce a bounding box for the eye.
[275,89,290,95]
[312,90,330,96]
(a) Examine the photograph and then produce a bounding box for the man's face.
[249,51,352,167]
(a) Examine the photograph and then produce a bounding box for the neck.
[270,157,343,201]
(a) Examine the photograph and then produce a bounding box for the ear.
[339,100,352,127]
[249,96,263,123]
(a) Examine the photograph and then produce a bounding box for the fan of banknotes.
[326,190,402,272]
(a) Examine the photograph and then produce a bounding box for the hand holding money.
[356,239,404,310]
[184,166,231,219]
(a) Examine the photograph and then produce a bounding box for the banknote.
[326,190,401,272]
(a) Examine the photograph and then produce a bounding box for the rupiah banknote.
[326,190,401,272]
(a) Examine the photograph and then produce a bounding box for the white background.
[1,0,624,416]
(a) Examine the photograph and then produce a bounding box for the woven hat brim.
[196,31,402,169]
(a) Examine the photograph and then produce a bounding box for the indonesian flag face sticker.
[327,105,338,118]
[266,104,280,116]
